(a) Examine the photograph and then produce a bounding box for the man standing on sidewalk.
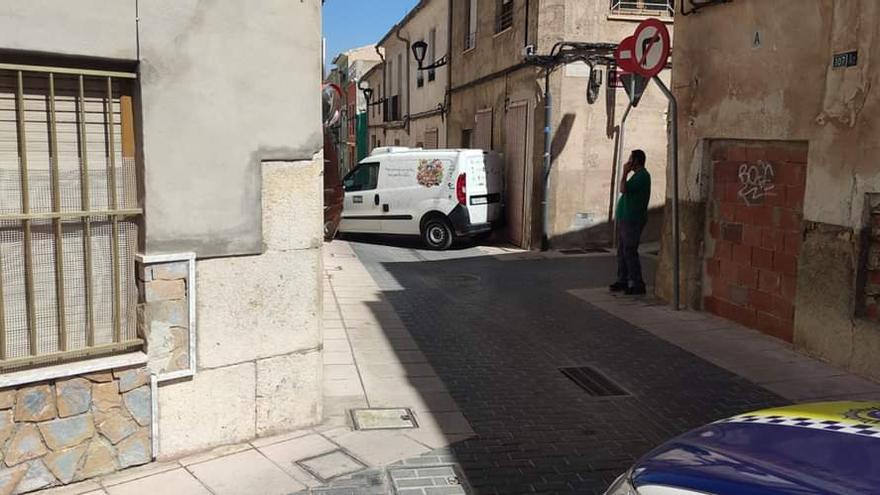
[610,150,651,295]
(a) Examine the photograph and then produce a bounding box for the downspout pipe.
[376,45,387,143]
[395,29,412,134]
[541,69,552,251]
[611,101,634,245]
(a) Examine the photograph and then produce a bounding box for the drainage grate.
[560,248,608,255]
[350,408,418,430]
[559,366,629,397]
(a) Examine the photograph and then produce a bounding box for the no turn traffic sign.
[614,35,639,74]
[632,18,670,78]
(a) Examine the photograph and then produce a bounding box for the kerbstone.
[123,387,151,427]
[115,369,149,394]
[14,385,57,422]
[5,424,48,466]
[39,414,95,451]
[97,415,139,445]
[44,445,88,484]
[55,379,92,418]
[117,430,151,468]
[256,351,321,435]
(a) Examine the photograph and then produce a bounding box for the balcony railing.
[610,0,675,17]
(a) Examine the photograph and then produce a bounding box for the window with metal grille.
[0,63,142,372]
[610,0,675,17]
[495,0,514,33]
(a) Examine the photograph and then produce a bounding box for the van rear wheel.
[422,217,454,250]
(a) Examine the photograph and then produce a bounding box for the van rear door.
[466,152,503,224]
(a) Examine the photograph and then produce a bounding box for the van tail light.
[456,173,467,205]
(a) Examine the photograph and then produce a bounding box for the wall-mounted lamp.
[412,41,448,71]
[360,86,386,107]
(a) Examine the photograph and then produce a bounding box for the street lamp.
[411,40,448,71]
[359,84,386,107]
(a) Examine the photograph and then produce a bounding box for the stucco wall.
[661,0,880,380]
[0,0,137,60]
[547,0,671,245]
[139,0,322,257]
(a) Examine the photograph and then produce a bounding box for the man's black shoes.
[624,285,647,296]
[609,282,628,293]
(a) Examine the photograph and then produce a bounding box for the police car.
[606,402,880,494]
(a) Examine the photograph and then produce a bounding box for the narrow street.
[312,238,880,494]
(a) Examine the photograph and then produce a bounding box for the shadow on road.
[349,242,784,494]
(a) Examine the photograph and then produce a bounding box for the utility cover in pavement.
[390,465,467,494]
[560,366,629,397]
[351,408,418,430]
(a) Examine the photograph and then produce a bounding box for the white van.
[338,147,503,249]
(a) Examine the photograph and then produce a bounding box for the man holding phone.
[610,150,651,295]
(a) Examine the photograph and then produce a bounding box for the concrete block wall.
[156,155,324,458]
[703,142,807,343]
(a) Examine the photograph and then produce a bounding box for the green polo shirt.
[616,168,651,223]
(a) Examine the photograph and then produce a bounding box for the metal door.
[503,101,529,247]
[474,108,493,151]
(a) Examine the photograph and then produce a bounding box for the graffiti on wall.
[738,161,776,205]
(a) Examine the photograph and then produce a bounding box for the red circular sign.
[632,18,670,78]
[614,36,639,74]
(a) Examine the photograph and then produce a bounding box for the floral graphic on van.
[416,159,444,187]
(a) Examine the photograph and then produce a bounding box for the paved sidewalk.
[569,288,880,402]
[41,241,880,495]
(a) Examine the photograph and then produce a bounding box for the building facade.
[657,0,880,381]
[369,0,450,152]
[447,0,673,248]
[330,45,382,175]
[0,1,324,491]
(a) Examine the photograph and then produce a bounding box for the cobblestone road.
[342,238,785,494]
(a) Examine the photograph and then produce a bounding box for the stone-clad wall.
[139,261,191,376]
[0,367,152,493]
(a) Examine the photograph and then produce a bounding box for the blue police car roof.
[631,402,880,494]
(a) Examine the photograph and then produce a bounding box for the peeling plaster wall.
[661,0,880,380]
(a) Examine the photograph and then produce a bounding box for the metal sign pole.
[652,75,680,310]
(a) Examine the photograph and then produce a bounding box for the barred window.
[610,0,675,17]
[495,0,514,34]
[0,63,142,372]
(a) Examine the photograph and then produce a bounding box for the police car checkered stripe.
[717,414,880,437]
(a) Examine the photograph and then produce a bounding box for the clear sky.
[322,0,420,70]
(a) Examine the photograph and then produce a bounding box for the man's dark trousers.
[617,220,645,288]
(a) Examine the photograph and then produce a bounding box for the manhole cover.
[351,408,418,430]
[560,366,629,397]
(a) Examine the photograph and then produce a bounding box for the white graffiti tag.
[738,161,776,205]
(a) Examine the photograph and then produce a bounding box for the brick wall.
[704,142,808,342]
